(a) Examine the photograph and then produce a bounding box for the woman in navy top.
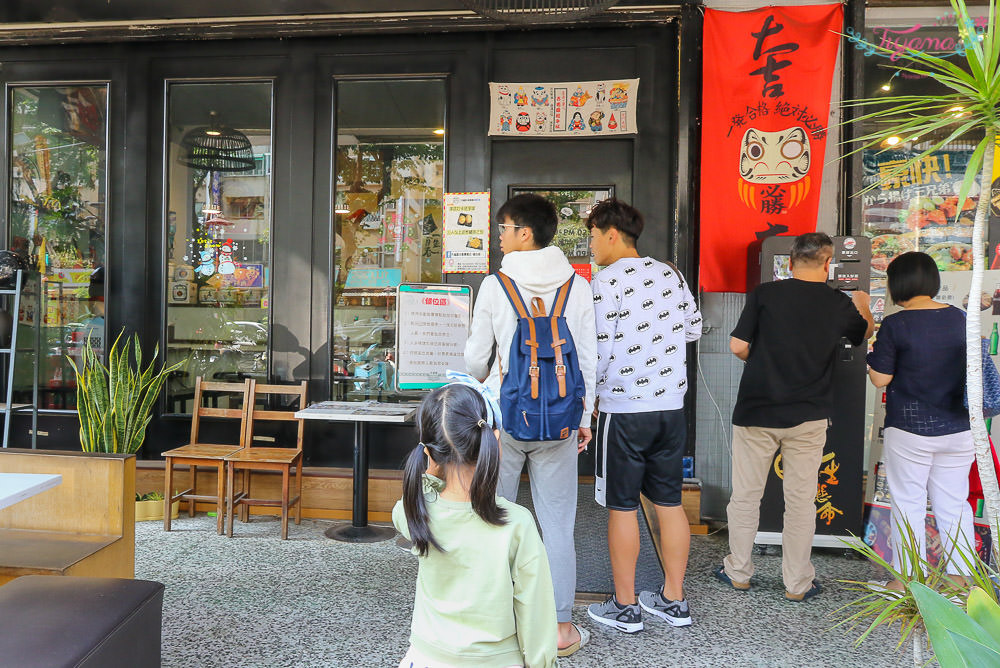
[867,252,974,588]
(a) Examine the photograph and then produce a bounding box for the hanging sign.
[395,283,473,389]
[443,192,490,274]
[489,79,639,137]
[699,4,843,292]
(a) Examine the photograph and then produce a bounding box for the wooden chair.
[162,378,252,534]
[225,381,308,539]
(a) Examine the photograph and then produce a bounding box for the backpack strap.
[497,272,541,399]
[548,278,574,398]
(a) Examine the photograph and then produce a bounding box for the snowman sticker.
[217,239,237,275]
[196,247,216,277]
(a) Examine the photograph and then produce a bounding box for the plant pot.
[135,499,179,522]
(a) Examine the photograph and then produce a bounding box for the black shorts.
[594,409,686,510]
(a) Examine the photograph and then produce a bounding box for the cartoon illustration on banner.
[489,79,639,138]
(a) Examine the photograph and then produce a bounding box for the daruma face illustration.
[739,127,810,184]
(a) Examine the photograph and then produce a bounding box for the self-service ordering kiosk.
[753,235,871,545]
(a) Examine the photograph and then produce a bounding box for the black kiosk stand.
[752,234,872,546]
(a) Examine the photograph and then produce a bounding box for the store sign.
[488,79,639,137]
[699,4,843,293]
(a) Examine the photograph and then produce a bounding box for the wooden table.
[295,401,416,543]
[0,473,62,511]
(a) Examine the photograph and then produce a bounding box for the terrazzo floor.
[137,513,918,668]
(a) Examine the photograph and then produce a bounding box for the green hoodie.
[392,475,557,668]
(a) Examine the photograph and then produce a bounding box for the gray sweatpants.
[497,430,578,623]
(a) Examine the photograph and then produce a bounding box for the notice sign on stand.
[396,283,473,390]
[443,192,490,274]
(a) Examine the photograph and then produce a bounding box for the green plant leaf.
[967,587,1000,640]
[946,629,1000,667]
[956,135,990,224]
[909,582,1000,663]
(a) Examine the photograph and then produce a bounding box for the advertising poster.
[699,4,843,292]
[395,284,472,389]
[862,147,983,324]
[489,79,639,138]
[442,192,490,274]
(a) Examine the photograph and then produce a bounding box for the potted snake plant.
[67,329,184,520]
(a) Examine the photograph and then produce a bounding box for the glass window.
[164,82,272,413]
[860,12,988,324]
[510,186,613,277]
[332,79,445,401]
[9,85,108,409]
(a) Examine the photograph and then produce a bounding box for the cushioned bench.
[0,575,164,667]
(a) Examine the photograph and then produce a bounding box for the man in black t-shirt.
[715,232,873,602]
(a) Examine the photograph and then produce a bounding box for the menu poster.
[489,79,639,137]
[443,192,490,274]
[395,283,472,389]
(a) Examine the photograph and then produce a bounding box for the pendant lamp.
[178,111,255,172]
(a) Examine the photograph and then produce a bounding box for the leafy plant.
[66,330,184,453]
[136,491,164,502]
[911,584,1000,666]
[843,0,1000,559]
[834,513,999,665]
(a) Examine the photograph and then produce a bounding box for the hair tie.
[476,419,486,428]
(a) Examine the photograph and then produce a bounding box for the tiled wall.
[694,292,746,520]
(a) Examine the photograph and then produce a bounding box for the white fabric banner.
[489,79,639,137]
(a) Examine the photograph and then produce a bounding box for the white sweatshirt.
[464,246,597,429]
[592,257,702,413]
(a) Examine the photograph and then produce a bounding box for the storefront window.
[9,85,108,409]
[510,186,612,278]
[860,12,988,323]
[164,82,272,412]
[332,79,445,401]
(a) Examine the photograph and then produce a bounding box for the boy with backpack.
[584,199,702,632]
[465,193,597,657]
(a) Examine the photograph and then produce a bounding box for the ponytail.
[402,444,443,557]
[470,425,506,527]
[404,383,508,557]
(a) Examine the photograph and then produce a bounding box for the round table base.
[324,523,396,543]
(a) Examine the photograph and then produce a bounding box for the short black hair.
[887,251,939,303]
[585,198,643,246]
[790,232,833,267]
[496,194,557,248]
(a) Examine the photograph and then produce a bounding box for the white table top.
[0,472,62,511]
[295,401,416,423]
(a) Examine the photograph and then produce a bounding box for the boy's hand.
[577,427,592,453]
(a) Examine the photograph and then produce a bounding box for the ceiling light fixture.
[178,111,255,172]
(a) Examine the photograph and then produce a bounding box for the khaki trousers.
[723,419,827,596]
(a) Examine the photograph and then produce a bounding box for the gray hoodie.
[464,246,597,429]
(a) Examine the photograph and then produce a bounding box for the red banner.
[699,4,843,292]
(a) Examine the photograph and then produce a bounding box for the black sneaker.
[587,595,643,633]
[638,590,692,627]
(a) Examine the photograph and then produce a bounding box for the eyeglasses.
[497,223,524,234]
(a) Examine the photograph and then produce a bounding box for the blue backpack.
[497,272,585,442]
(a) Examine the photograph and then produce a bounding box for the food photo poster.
[442,192,490,274]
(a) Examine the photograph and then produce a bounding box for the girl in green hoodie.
[394,381,558,668]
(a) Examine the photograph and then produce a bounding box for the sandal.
[556,623,590,658]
